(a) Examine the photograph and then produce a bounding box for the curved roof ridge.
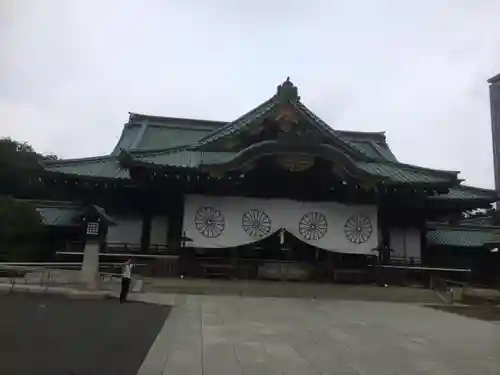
[197,96,277,144]
[293,101,372,160]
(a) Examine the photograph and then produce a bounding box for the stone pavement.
[135,294,500,375]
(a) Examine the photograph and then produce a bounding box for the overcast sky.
[2,0,500,188]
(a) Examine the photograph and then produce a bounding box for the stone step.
[141,279,442,303]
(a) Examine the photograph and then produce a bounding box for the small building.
[40,78,498,281]
[427,223,500,284]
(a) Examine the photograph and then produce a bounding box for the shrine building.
[40,78,499,283]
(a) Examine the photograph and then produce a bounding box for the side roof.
[111,113,225,155]
[427,223,500,248]
[430,185,499,201]
[43,156,129,180]
[27,199,84,227]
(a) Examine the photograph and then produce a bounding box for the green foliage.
[0,197,45,261]
[0,138,58,198]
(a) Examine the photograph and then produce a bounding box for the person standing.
[119,258,134,303]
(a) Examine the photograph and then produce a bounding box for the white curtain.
[183,194,378,254]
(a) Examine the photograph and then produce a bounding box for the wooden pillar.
[419,217,428,266]
[327,251,333,282]
[378,209,391,263]
[231,247,237,279]
[167,194,184,254]
[167,194,185,276]
[140,213,151,253]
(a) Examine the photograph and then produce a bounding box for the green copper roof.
[44,156,129,179]
[123,148,456,185]
[42,79,482,191]
[134,126,214,151]
[430,185,498,201]
[111,124,142,155]
[37,207,80,226]
[30,200,115,227]
[129,149,233,168]
[31,200,84,227]
[357,162,456,184]
[427,224,500,248]
[111,114,224,155]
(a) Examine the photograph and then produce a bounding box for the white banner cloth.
[183,194,378,254]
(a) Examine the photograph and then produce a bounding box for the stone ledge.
[0,283,113,299]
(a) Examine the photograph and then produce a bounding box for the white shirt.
[122,264,133,279]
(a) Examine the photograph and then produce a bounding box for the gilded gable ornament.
[276,77,300,103]
[277,154,314,172]
[275,104,299,132]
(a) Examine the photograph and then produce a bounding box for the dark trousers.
[120,277,131,303]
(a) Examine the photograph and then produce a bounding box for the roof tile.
[427,227,500,248]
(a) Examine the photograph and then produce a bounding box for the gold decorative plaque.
[277,154,314,172]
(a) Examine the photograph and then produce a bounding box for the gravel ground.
[0,293,170,375]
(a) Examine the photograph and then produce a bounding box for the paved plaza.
[1,291,499,374]
[137,294,500,375]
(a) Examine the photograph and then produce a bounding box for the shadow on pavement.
[0,293,170,375]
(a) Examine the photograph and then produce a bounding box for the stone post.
[80,207,109,290]
[81,241,100,290]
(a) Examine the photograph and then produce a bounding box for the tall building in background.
[489,73,500,192]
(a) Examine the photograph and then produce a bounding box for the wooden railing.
[56,251,180,278]
[0,263,133,288]
[104,242,171,254]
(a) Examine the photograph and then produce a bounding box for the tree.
[0,197,45,261]
[0,138,58,198]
